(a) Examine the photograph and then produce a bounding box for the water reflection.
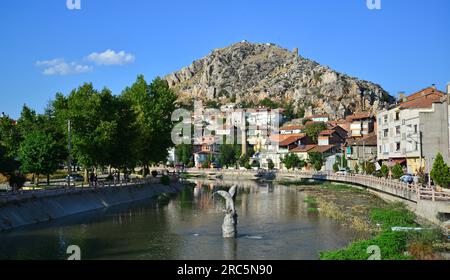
[0,180,359,260]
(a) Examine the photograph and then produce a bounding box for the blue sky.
[1,0,449,118]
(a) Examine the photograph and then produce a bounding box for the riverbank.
[0,181,184,232]
[278,180,450,260]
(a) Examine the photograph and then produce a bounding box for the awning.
[389,159,406,166]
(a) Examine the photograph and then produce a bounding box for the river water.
[0,180,360,260]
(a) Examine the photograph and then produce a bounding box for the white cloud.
[36,59,93,76]
[86,49,135,65]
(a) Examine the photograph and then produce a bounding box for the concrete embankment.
[0,182,184,232]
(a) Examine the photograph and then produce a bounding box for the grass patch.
[320,202,444,260]
[320,231,411,260]
[370,202,417,231]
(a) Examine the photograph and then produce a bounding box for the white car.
[336,169,349,176]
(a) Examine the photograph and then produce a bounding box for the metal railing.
[0,175,179,204]
[279,170,450,202]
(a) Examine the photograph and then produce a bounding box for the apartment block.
[377,85,450,174]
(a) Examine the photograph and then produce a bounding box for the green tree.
[282,153,301,170]
[267,159,275,170]
[391,164,404,179]
[336,155,348,169]
[18,130,61,186]
[175,144,193,166]
[51,84,139,181]
[333,162,340,173]
[122,76,177,169]
[363,162,376,175]
[297,107,306,119]
[302,118,312,125]
[305,122,327,144]
[239,154,250,168]
[259,98,279,109]
[219,145,238,168]
[380,165,389,178]
[354,163,360,174]
[0,114,22,188]
[430,153,450,188]
[308,152,323,171]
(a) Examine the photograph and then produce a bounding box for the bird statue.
[213,185,238,238]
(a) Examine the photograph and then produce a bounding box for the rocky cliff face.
[165,41,395,119]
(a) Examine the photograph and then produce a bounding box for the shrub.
[267,159,275,170]
[333,162,339,173]
[430,153,450,188]
[244,162,251,170]
[391,164,404,179]
[320,231,410,260]
[365,162,376,175]
[187,162,194,168]
[8,173,26,190]
[370,203,416,231]
[202,160,210,169]
[354,163,360,174]
[380,165,389,178]
[314,161,323,171]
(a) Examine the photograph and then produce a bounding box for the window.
[414,125,418,134]
[395,111,400,121]
[396,142,401,152]
[383,115,388,123]
[396,126,401,135]
[383,129,389,138]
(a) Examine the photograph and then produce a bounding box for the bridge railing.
[278,170,450,202]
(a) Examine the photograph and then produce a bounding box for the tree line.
[0,75,177,189]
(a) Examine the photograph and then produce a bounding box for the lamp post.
[68,120,72,188]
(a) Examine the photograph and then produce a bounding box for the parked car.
[400,174,414,184]
[66,174,84,182]
[336,169,349,176]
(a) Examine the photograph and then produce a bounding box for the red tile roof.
[290,145,317,153]
[346,113,372,121]
[311,145,336,154]
[399,87,446,109]
[319,130,336,136]
[346,133,378,146]
[279,134,306,146]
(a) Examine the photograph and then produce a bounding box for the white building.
[377,85,450,174]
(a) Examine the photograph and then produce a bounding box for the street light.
[68,120,72,188]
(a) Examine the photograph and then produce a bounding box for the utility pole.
[363,140,366,175]
[68,120,72,188]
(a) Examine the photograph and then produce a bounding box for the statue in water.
[214,185,238,238]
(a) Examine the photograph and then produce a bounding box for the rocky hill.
[165,41,395,119]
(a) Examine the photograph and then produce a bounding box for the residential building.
[280,125,304,135]
[346,113,375,138]
[345,133,378,170]
[310,114,329,122]
[377,85,450,174]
